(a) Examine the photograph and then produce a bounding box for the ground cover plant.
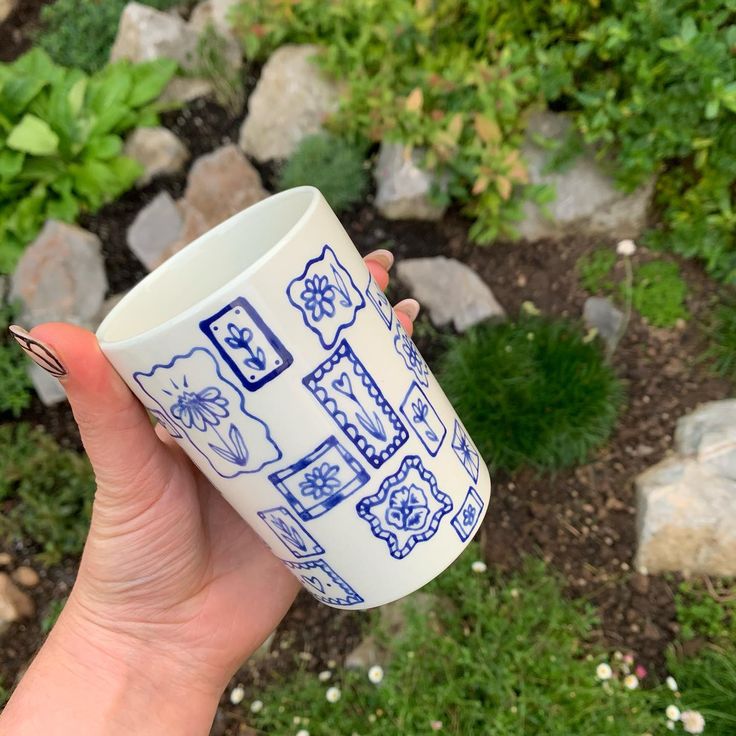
[437,317,622,472]
[0,48,176,271]
[704,301,736,382]
[0,299,32,417]
[233,0,736,282]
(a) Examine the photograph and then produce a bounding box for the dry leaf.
[448,112,464,140]
[474,114,501,143]
[472,175,490,195]
[496,175,512,200]
[405,87,424,113]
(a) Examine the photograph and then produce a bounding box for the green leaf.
[67,77,88,116]
[7,114,60,156]
[84,134,122,160]
[0,150,24,180]
[87,63,133,119]
[127,59,177,108]
[680,17,697,44]
[705,99,720,119]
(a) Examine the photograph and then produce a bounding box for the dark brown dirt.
[0,0,52,62]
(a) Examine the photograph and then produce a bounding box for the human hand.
[2,249,418,735]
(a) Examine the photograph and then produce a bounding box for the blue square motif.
[393,319,429,387]
[267,436,369,521]
[451,487,485,542]
[286,244,365,350]
[365,274,393,329]
[257,506,324,558]
[451,418,480,483]
[303,341,408,468]
[399,382,446,457]
[282,559,364,606]
[356,455,453,560]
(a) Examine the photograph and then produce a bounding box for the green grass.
[624,260,689,328]
[437,318,622,472]
[244,547,666,735]
[704,301,736,382]
[278,134,369,213]
[675,578,736,644]
[577,248,617,294]
[0,301,32,418]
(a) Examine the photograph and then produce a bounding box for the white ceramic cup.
[97,186,491,609]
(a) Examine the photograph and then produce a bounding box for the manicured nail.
[366,249,394,270]
[394,298,420,322]
[8,325,67,379]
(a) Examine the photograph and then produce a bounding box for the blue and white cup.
[97,187,491,609]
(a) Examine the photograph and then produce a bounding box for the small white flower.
[318,670,332,682]
[616,239,637,256]
[471,560,487,574]
[296,730,310,736]
[293,716,301,725]
[229,685,245,705]
[368,714,377,723]
[325,686,341,704]
[681,710,706,734]
[327,659,337,669]
[596,663,613,681]
[666,705,681,721]
[368,665,384,684]
[623,674,639,690]
[666,676,679,692]
[430,721,443,731]
[510,588,520,599]
[667,721,676,731]
[250,700,264,714]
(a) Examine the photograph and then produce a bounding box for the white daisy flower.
[681,710,706,734]
[623,674,639,690]
[296,730,310,736]
[596,663,613,681]
[325,686,341,704]
[666,705,681,721]
[229,685,245,705]
[616,239,637,256]
[368,665,384,684]
[666,676,679,692]
[318,670,332,682]
[666,721,676,731]
[471,560,487,574]
[250,700,264,714]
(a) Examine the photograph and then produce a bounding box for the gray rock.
[158,77,214,106]
[239,44,339,162]
[210,0,240,32]
[583,297,624,354]
[374,142,446,221]
[519,110,654,241]
[0,572,34,635]
[344,635,381,670]
[10,220,107,328]
[124,127,190,187]
[675,400,736,481]
[0,0,17,24]
[28,363,66,407]
[127,192,184,271]
[110,2,199,71]
[396,256,505,331]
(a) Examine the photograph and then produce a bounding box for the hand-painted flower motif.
[299,462,341,500]
[462,505,477,527]
[170,386,228,430]
[385,484,429,531]
[300,275,337,322]
[451,419,480,482]
[224,322,267,371]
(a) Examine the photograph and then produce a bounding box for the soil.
[1,7,733,731]
[0,0,53,62]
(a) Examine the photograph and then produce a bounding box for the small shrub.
[624,260,689,328]
[0,49,176,271]
[0,301,32,417]
[0,423,94,563]
[704,301,736,382]
[437,317,622,472]
[577,248,616,294]
[675,579,736,643]
[37,0,182,74]
[278,134,368,213]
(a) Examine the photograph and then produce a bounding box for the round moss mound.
[437,317,623,473]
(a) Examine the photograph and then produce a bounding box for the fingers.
[394,299,420,337]
[363,249,420,336]
[11,322,175,498]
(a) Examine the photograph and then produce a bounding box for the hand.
[1,250,418,735]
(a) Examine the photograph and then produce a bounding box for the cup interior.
[96,186,320,345]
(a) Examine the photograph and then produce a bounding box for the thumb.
[9,323,176,500]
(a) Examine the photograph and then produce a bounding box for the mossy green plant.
[577,248,617,294]
[623,260,689,328]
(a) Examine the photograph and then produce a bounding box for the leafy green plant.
[0,49,176,272]
[675,579,736,643]
[704,301,736,382]
[0,423,94,563]
[577,248,617,293]
[0,300,32,417]
[623,260,689,328]
[437,317,622,472]
[278,133,368,212]
[37,0,183,74]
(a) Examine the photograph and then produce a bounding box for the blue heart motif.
[331,372,354,399]
[301,575,326,594]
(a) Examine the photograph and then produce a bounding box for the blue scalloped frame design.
[286,244,366,349]
[200,296,293,391]
[302,340,408,469]
[268,435,370,521]
[282,559,364,606]
[257,506,325,558]
[450,486,484,542]
[356,455,453,560]
[399,381,446,457]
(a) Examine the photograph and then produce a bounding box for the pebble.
[11,566,40,588]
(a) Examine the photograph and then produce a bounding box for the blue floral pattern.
[393,320,430,387]
[451,486,485,542]
[451,419,480,482]
[299,462,341,500]
[258,506,324,558]
[300,275,337,321]
[386,484,429,531]
[399,382,446,457]
[170,385,228,430]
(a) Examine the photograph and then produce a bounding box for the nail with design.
[8,325,67,379]
[365,249,394,271]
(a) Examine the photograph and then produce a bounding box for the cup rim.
[96,186,322,349]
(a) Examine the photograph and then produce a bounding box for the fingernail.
[366,249,394,270]
[9,325,67,379]
[394,298,420,322]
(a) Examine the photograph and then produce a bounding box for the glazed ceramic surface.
[97,187,491,609]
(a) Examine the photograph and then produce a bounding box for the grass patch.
[437,318,622,472]
[624,260,689,328]
[577,248,616,294]
[0,301,32,418]
[675,578,736,645]
[704,301,736,382]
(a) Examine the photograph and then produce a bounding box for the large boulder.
[127,191,184,271]
[124,127,190,187]
[239,45,340,162]
[519,110,654,241]
[635,400,736,576]
[110,2,199,71]
[396,256,505,331]
[374,142,446,221]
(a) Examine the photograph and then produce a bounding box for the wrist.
[1,596,224,735]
